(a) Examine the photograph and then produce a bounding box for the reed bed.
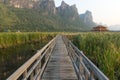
[71,32,120,80]
[0,32,57,48]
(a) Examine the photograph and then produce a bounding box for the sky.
[54,0,120,30]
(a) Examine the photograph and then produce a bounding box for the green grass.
[71,32,120,80]
[0,32,57,48]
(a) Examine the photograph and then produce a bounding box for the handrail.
[70,42,109,80]
[7,35,57,80]
[62,35,109,80]
[7,35,109,80]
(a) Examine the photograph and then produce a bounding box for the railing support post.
[90,71,95,80]
[23,70,27,79]
[30,72,34,80]
[85,74,89,80]
[35,65,39,75]
[79,56,84,78]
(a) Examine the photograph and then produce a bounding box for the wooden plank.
[41,36,77,80]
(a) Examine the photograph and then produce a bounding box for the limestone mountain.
[37,0,56,15]
[56,1,87,30]
[0,0,39,8]
[0,0,57,15]
[0,0,96,31]
[80,10,96,27]
[57,1,78,20]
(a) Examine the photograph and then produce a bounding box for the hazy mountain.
[37,0,56,15]
[0,0,96,31]
[109,25,120,31]
[80,10,96,28]
[57,1,78,19]
[0,0,39,8]
[56,1,88,30]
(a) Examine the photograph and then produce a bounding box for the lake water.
[0,41,45,80]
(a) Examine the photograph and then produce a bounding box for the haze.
[55,0,120,30]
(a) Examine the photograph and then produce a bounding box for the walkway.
[7,35,109,80]
[41,36,77,80]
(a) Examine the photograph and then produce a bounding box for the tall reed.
[71,32,120,80]
[0,32,56,48]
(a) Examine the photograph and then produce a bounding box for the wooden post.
[30,72,34,80]
[77,57,80,68]
[23,70,27,79]
[41,53,45,67]
[35,66,38,75]
[79,56,83,75]
[84,68,89,80]
[90,70,95,80]
[35,55,41,79]
[85,72,89,80]
[68,42,70,56]
[38,56,42,69]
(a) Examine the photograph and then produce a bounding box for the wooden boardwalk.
[41,36,78,80]
[7,35,109,80]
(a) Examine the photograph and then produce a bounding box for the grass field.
[71,32,120,80]
[0,32,57,48]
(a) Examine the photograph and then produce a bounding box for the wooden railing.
[7,36,57,80]
[62,35,109,80]
[7,35,109,80]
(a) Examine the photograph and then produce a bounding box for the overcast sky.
[54,0,120,28]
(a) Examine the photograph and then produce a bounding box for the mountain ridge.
[0,0,96,32]
[109,25,120,31]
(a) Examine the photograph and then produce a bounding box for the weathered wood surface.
[42,36,78,80]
